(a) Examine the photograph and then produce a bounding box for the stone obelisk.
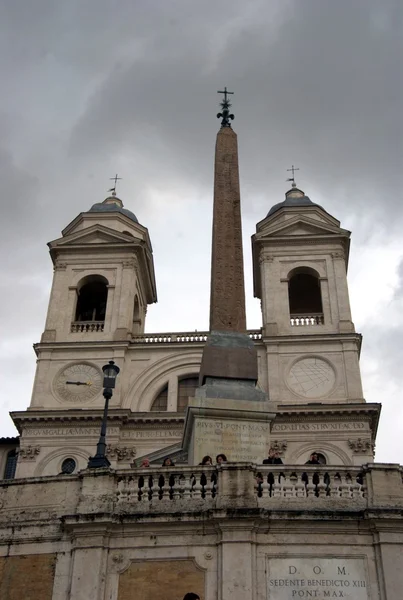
[183,90,273,465]
[198,89,265,400]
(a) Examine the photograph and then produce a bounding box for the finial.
[108,174,122,196]
[286,165,300,187]
[217,87,234,128]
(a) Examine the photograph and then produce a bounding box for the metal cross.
[109,174,122,195]
[286,165,300,183]
[217,87,234,104]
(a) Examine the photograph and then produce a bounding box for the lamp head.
[102,360,120,389]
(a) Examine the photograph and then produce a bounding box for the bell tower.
[251,181,380,466]
[252,182,363,406]
[42,193,156,344]
[30,192,157,412]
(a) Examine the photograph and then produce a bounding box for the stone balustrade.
[131,330,263,344]
[290,314,324,326]
[116,466,217,506]
[0,464,402,522]
[255,466,365,500]
[70,321,104,333]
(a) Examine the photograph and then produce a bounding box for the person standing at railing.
[216,454,227,464]
[263,448,283,464]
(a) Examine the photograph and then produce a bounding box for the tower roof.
[267,183,322,217]
[89,194,139,223]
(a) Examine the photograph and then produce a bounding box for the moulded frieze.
[348,438,374,454]
[271,440,287,455]
[19,445,41,460]
[106,445,137,461]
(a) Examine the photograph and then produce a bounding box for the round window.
[61,458,77,474]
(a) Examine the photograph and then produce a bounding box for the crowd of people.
[137,450,325,468]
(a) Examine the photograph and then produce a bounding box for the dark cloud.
[0,1,402,462]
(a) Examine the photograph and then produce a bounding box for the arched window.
[288,267,323,316]
[177,376,199,412]
[151,384,168,411]
[4,449,18,479]
[75,275,108,322]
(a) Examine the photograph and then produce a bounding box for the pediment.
[257,215,348,239]
[49,224,138,249]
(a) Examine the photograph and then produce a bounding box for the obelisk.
[183,90,273,464]
[198,89,265,401]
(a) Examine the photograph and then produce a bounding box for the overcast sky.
[0,1,402,463]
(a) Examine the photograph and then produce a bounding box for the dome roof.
[89,195,139,223]
[267,184,322,217]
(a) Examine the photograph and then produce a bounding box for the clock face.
[54,363,103,403]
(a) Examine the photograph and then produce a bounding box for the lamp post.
[87,361,120,469]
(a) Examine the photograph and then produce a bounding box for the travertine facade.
[1,119,402,599]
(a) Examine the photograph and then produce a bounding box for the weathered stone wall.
[117,559,205,600]
[0,554,56,600]
[0,465,402,599]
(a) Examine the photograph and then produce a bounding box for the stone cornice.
[275,402,381,440]
[10,409,185,433]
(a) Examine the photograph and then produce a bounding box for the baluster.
[192,476,203,498]
[331,474,342,497]
[283,473,294,498]
[261,476,271,498]
[272,472,282,498]
[340,473,352,498]
[117,477,128,503]
[181,475,192,500]
[171,474,180,499]
[317,473,328,497]
[295,474,306,498]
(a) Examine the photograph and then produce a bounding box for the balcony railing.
[115,465,367,512]
[132,330,263,344]
[255,466,365,499]
[290,314,324,326]
[117,466,217,505]
[71,321,104,333]
[1,464,401,519]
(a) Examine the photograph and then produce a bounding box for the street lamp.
[87,361,120,469]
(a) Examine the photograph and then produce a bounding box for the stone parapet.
[0,463,402,521]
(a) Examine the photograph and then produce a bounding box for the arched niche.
[287,266,323,316]
[75,274,109,322]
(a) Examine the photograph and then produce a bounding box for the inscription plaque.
[267,556,369,599]
[193,418,270,463]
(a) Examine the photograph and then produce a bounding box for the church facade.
[0,100,402,600]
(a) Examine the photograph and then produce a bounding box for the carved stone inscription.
[268,557,369,599]
[194,418,270,463]
[27,428,180,439]
[272,422,368,433]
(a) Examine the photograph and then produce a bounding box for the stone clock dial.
[54,363,102,403]
[287,357,335,399]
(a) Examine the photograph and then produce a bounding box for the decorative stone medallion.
[54,363,103,403]
[287,357,335,398]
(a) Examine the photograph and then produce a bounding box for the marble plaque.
[267,556,369,599]
[193,417,270,464]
